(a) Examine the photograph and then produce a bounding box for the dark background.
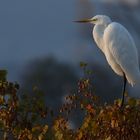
[0,1,140,127]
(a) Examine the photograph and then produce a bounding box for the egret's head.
[75,15,111,25]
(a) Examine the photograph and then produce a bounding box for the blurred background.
[0,0,140,126]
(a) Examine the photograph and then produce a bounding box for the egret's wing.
[104,22,140,85]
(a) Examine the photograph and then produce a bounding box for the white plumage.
[92,15,140,86]
[76,15,140,106]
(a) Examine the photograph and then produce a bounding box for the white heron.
[75,15,140,106]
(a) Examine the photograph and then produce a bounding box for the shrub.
[0,67,139,140]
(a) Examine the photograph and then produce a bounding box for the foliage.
[0,70,52,140]
[0,66,140,140]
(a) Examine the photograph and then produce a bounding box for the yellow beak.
[74,18,92,23]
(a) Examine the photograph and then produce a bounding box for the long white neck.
[93,24,107,53]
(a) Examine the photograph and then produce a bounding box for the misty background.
[0,0,140,123]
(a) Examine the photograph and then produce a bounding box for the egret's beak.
[74,18,93,23]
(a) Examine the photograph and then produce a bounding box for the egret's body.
[76,15,140,106]
[93,21,140,86]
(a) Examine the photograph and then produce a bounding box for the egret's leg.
[121,74,127,107]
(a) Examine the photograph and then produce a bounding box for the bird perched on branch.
[75,15,140,107]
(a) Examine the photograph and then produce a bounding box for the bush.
[0,67,140,140]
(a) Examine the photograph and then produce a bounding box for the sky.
[0,0,79,80]
[0,0,140,90]
[100,0,139,5]
[0,0,101,82]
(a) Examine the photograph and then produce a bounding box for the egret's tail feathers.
[127,71,140,87]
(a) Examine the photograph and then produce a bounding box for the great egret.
[76,15,140,106]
